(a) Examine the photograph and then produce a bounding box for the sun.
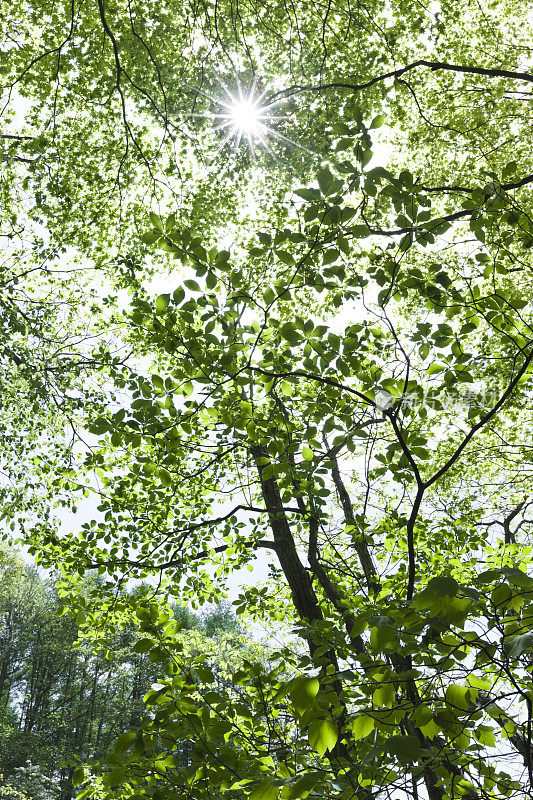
[215,85,272,154]
[188,77,311,158]
[227,98,264,136]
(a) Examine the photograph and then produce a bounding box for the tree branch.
[267,59,533,105]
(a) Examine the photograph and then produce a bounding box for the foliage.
[2,2,533,800]
[0,774,32,800]
[0,546,249,800]
[58,171,533,798]
[5,764,59,800]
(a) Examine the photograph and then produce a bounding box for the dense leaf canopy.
[2,1,533,799]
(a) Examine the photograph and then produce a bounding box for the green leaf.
[215,250,230,268]
[467,675,491,691]
[317,168,334,195]
[366,166,393,181]
[302,446,314,461]
[475,725,496,747]
[184,279,201,291]
[295,188,320,202]
[290,676,319,715]
[399,232,413,252]
[114,731,136,752]
[107,765,126,785]
[352,714,375,740]
[413,574,460,611]
[370,114,386,129]
[504,633,533,658]
[72,767,85,788]
[263,287,276,305]
[149,646,168,662]
[427,362,446,375]
[250,781,279,800]
[173,286,185,304]
[159,468,172,487]
[323,248,339,265]
[280,323,301,345]
[351,225,371,238]
[335,137,354,151]
[276,250,295,266]
[140,230,160,245]
[419,718,441,739]
[149,212,163,230]
[261,464,274,481]
[308,718,338,756]
[373,682,395,708]
[133,637,155,653]
[502,160,517,180]
[491,583,512,607]
[287,774,318,800]
[445,684,470,711]
[195,665,215,682]
[386,735,420,763]
[427,575,459,597]
[370,624,396,651]
[155,294,170,314]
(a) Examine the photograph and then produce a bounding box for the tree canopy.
[2,1,533,799]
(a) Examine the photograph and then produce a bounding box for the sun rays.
[185,77,311,160]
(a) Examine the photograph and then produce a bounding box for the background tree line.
[0,544,250,800]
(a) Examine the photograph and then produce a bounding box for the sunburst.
[214,82,272,156]
[187,77,311,159]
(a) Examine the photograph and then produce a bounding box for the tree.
[51,156,533,797]
[0,545,252,799]
[2,2,533,800]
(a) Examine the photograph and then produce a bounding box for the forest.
[1,0,533,799]
[0,545,248,799]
